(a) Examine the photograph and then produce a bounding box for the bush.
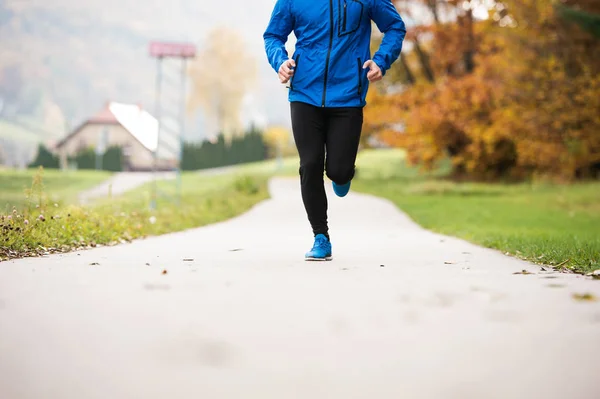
[182,128,268,171]
[28,144,59,169]
[69,145,123,171]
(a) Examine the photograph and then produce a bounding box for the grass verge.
[0,167,112,212]
[352,149,600,274]
[1,168,269,261]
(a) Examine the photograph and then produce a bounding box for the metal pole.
[177,58,187,205]
[95,151,101,171]
[151,56,163,210]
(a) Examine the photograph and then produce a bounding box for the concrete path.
[78,171,175,205]
[77,166,239,205]
[1,178,599,399]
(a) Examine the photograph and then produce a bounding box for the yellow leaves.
[187,27,257,141]
[364,0,600,181]
[263,126,295,158]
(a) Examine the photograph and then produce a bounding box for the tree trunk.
[413,37,435,82]
[426,0,440,24]
[464,8,476,73]
[400,56,416,85]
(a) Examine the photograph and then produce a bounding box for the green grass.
[0,167,268,261]
[352,149,600,274]
[0,168,112,212]
[2,150,599,273]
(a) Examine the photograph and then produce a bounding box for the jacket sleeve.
[263,0,294,73]
[370,0,407,76]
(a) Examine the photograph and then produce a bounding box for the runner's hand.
[279,59,296,84]
[363,60,382,82]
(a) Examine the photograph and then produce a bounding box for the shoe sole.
[305,256,333,262]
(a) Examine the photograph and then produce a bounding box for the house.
[54,102,179,171]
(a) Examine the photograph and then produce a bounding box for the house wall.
[57,123,174,171]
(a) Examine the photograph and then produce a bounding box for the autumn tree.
[366,0,600,180]
[188,27,257,144]
[263,125,296,159]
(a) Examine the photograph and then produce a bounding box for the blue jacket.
[264,0,406,108]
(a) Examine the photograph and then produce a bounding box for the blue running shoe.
[332,181,351,197]
[305,234,332,261]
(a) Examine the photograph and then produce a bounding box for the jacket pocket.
[289,53,300,91]
[356,58,363,96]
[339,0,364,37]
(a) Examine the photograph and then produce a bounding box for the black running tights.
[290,101,363,238]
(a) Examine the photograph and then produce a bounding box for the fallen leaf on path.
[162,269,168,275]
[573,293,597,302]
[547,284,565,288]
[540,267,547,271]
[513,270,533,275]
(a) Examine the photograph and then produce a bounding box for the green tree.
[28,144,59,169]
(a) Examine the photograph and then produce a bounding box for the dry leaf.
[572,293,597,302]
[162,269,168,275]
[513,270,533,275]
[547,284,565,289]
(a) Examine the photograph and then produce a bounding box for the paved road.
[78,171,176,205]
[1,178,599,399]
[77,166,240,205]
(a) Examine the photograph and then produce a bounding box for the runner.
[264,0,406,260]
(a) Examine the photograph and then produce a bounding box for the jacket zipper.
[343,1,347,31]
[290,54,300,90]
[357,58,362,96]
[322,0,334,107]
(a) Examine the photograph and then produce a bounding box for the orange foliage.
[366,0,600,180]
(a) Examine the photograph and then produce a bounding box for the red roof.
[88,103,119,124]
